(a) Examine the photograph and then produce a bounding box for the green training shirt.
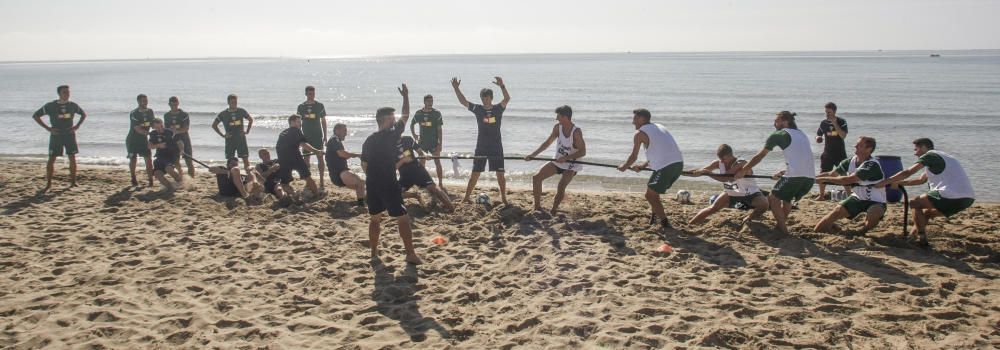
[33,100,84,131]
[764,130,792,150]
[297,101,327,135]
[917,152,946,175]
[215,108,250,135]
[411,108,443,146]
[835,158,884,182]
[129,108,155,138]
[164,109,190,133]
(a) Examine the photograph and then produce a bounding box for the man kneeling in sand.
[525,105,586,215]
[814,136,887,235]
[686,144,768,226]
[255,148,290,203]
[209,157,263,200]
[147,119,185,191]
[397,136,454,211]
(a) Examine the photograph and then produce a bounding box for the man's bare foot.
[462,197,471,204]
[69,182,78,188]
[549,209,559,216]
[147,180,154,187]
[405,254,423,265]
[131,177,139,186]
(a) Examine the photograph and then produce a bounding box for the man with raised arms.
[410,94,446,188]
[361,84,421,265]
[126,94,155,187]
[147,119,184,191]
[297,86,329,190]
[325,123,366,206]
[212,94,254,170]
[879,138,975,246]
[737,111,816,235]
[814,136,886,234]
[164,96,195,177]
[618,108,684,229]
[451,76,511,205]
[687,144,768,226]
[32,85,87,191]
[524,105,586,215]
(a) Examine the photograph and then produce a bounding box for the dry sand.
[1,160,998,349]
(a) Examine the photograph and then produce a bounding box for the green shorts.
[225,135,249,159]
[418,139,439,154]
[648,162,683,194]
[840,196,886,219]
[927,190,975,217]
[772,176,814,202]
[304,128,324,151]
[49,132,79,157]
[126,134,150,158]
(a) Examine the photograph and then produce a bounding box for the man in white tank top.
[618,108,684,229]
[738,111,816,235]
[814,136,887,234]
[525,105,587,215]
[879,138,975,246]
[686,144,768,226]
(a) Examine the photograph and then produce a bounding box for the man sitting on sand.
[255,148,289,202]
[325,123,366,206]
[737,111,816,235]
[275,114,325,201]
[686,144,768,226]
[451,76,511,205]
[209,157,263,199]
[361,84,422,265]
[397,136,454,212]
[524,105,586,215]
[146,119,184,191]
[618,108,684,229]
[814,136,886,234]
[32,84,87,191]
[879,138,976,246]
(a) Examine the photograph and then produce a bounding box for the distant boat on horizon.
[930,54,941,57]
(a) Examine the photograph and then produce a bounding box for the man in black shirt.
[325,123,366,206]
[147,119,184,190]
[361,84,421,265]
[451,76,511,205]
[276,114,324,201]
[816,102,849,200]
[255,148,288,201]
[209,157,262,199]
[397,136,454,211]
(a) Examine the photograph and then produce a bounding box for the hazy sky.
[1,0,997,61]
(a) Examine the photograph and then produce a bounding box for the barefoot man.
[32,85,87,190]
[126,94,155,186]
[814,136,886,234]
[325,123,367,206]
[524,105,586,215]
[687,144,768,226]
[410,94,445,188]
[451,76,511,205]
[212,94,254,170]
[815,102,849,200]
[209,157,263,200]
[147,119,184,191]
[618,108,684,229]
[879,138,975,246]
[397,136,454,211]
[275,114,324,201]
[361,84,421,265]
[298,86,328,190]
[737,111,816,235]
[164,96,195,177]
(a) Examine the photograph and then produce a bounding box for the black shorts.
[278,155,311,183]
[472,156,505,172]
[820,153,847,172]
[328,168,347,187]
[153,157,174,172]
[264,177,281,195]
[400,167,435,191]
[727,192,764,210]
[367,183,407,217]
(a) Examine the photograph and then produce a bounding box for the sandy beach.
[1,160,997,349]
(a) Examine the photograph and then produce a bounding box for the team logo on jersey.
[61,113,72,119]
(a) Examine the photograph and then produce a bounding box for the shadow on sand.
[370,261,450,343]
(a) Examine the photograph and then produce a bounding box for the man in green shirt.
[410,94,445,187]
[297,86,328,190]
[212,94,254,170]
[126,94,155,187]
[164,96,194,177]
[814,136,886,234]
[879,138,976,246]
[738,111,816,235]
[32,85,87,191]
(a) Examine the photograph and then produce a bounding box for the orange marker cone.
[657,243,673,253]
[432,236,447,245]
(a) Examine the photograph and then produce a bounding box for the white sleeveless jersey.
[846,156,887,203]
[781,128,816,178]
[553,124,582,172]
[719,159,761,197]
[925,150,975,199]
[640,123,683,170]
